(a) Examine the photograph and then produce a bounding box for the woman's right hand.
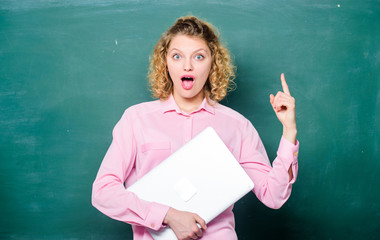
[163,207,207,240]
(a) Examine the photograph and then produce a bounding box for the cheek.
[167,61,180,75]
[200,62,212,78]
[166,63,176,79]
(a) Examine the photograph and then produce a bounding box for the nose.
[183,58,193,71]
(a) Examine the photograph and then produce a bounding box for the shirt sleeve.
[239,120,299,209]
[91,108,170,230]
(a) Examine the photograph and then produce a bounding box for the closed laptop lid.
[127,127,254,239]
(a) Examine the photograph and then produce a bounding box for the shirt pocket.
[141,142,171,154]
[138,142,172,177]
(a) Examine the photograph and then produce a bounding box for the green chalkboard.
[1,0,379,239]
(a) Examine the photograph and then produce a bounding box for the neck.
[173,92,205,114]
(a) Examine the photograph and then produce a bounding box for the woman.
[92,16,299,240]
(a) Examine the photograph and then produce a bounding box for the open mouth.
[181,75,194,90]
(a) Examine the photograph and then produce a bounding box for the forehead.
[168,34,210,52]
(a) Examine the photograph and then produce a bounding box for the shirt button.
[293,151,298,157]
[151,223,155,228]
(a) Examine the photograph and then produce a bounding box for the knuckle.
[187,233,195,239]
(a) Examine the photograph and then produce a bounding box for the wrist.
[163,207,174,225]
[283,128,297,144]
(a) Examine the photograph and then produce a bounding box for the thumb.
[269,94,279,112]
[194,214,207,230]
[269,94,274,104]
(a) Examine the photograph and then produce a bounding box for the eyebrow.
[168,48,210,55]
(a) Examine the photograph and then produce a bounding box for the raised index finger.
[281,73,291,96]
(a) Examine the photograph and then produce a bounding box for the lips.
[181,75,194,90]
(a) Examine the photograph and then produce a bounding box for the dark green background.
[1,0,379,239]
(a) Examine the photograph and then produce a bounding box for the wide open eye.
[173,54,181,60]
[195,54,204,60]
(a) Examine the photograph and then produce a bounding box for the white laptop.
[126,127,254,239]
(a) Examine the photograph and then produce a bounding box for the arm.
[270,73,298,180]
[91,109,169,231]
[92,108,207,238]
[239,122,299,209]
[240,74,299,209]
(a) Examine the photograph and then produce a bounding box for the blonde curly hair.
[148,16,236,102]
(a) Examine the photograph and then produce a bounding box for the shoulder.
[213,102,259,136]
[123,99,162,116]
[211,103,261,153]
[114,99,162,130]
[213,102,249,124]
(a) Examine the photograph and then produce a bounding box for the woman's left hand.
[270,73,297,144]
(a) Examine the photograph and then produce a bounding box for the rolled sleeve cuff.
[144,202,170,231]
[277,136,299,183]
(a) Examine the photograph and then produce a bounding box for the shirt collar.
[161,94,215,115]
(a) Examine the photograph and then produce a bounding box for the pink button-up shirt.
[92,95,299,239]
